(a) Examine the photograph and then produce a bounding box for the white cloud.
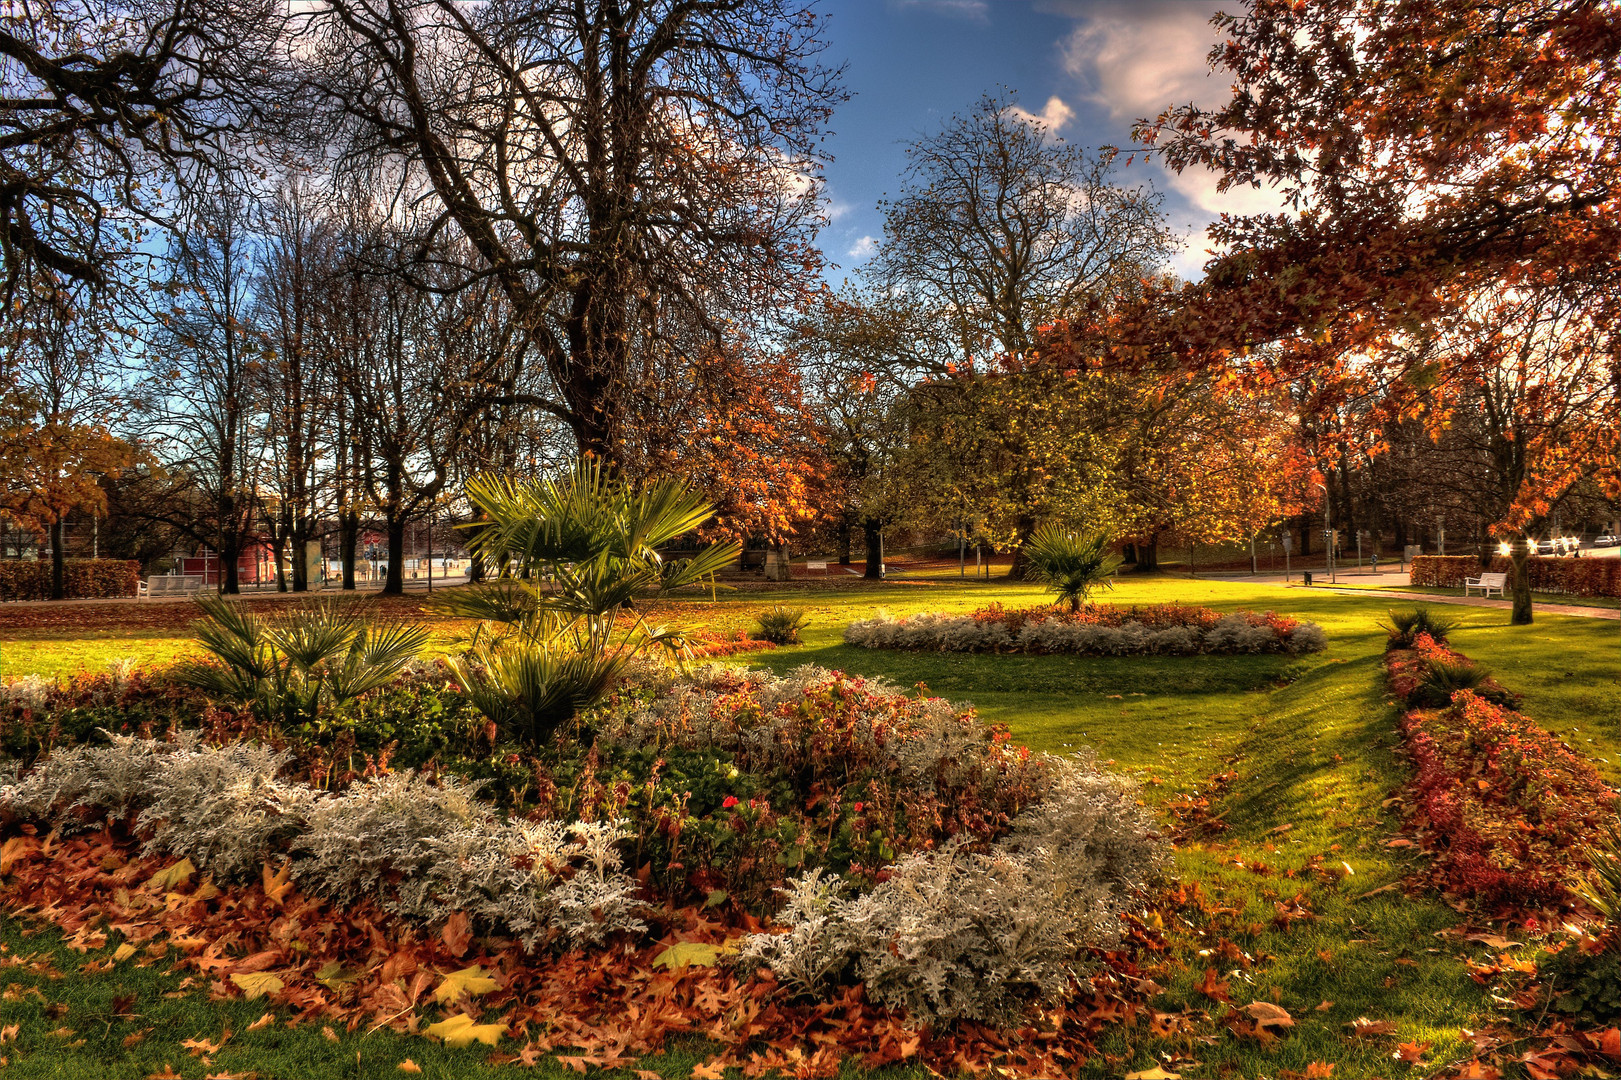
[890,0,989,20]
[847,235,879,260]
[1054,0,1291,278]
[824,197,854,223]
[1005,96,1076,139]
[1057,1,1230,124]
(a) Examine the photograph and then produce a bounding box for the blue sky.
[813,0,1279,280]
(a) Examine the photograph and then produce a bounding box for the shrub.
[1383,607,1459,650]
[845,605,1326,656]
[752,605,807,645]
[1387,640,1617,907]
[433,463,741,747]
[0,737,646,951]
[0,559,140,601]
[736,753,1163,1025]
[180,595,431,728]
[1022,526,1119,612]
[1409,554,1621,597]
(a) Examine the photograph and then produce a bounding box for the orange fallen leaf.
[1244,1001,1295,1029]
[398,1062,423,1074]
[442,911,472,958]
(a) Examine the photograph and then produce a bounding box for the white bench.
[806,561,828,573]
[142,575,207,599]
[1464,571,1508,597]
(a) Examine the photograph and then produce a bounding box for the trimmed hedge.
[0,559,141,601]
[1409,554,1621,597]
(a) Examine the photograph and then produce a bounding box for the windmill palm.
[1023,525,1120,613]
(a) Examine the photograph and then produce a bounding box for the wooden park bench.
[141,575,207,599]
[1463,571,1508,598]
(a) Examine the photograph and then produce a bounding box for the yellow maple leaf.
[424,1013,504,1048]
[230,972,285,1000]
[148,858,196,891]
[1124,1069,1180,1080]
[397,1061,423,1073]
[432,965,500,1004]
[113,943,138,963]
[262,862,294,906]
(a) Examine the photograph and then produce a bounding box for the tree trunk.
[384,516,405,595]
[1138,538,1160,571]
[291,518,309,592]
[340,511,358,591]
[1510,537,1534,625]
[49,520,65,601]
[273,530,289,592]
[1005,514,1036,580]
[837,520,852,565]
[221,537,242,595]
[862,519,883,580]
[1121,542,1139,567]
[1297,519,1312,557]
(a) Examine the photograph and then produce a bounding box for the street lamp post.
[1315,481,1335,584]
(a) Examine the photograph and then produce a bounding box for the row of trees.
[4,0,1618,622]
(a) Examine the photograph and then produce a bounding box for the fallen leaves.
[1243,1001,1295,1030]
[261,862,294,907]
[1348,1017,1399,1038]
[397,1062,423,1074]
[432,964,500,1004]
[229,972,285,1000]
[148,858,196,891]
[1124,1067,1181,1080]
[424,1013,505,1048]
[441,910,472,958]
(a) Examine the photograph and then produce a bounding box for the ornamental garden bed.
[1381,612,1618,909]
[0,656,1165,1074]
[845,603,1327,656]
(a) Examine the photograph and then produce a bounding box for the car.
[1595,534,1620,547]
[1536,538,1557,554]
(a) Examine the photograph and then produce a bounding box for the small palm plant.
[1383,607,1459,650]
[753,605,808,645]
[1577,825,1621,924]
[180,594,430,729]
[434,461,741,748]
[1023,525,1120,612]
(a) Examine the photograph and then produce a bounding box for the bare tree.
[292,0,843,461]
[141,186,265,594]
[871,93,1174,360]
[254,181,338,592]
[0,0,283,294]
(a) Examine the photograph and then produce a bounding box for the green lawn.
[2,574,1617,1078]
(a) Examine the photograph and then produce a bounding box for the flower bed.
[1410,554,1621,597]
[0,661,1165,1035]
[1384,633,1617,907]
[845,603,1327,656]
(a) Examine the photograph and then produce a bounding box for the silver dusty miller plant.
[0,736,644,951]
[735,752,1164,1026]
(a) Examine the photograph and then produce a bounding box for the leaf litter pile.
[0,825,1164,1077]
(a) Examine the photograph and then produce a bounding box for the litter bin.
[1303,571,1314,586]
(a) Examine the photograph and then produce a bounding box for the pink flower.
[721,796,739,809]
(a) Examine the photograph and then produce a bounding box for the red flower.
[853,802,864,813]
[721,796,739,809]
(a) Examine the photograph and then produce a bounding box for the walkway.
[1313,586,1621,621]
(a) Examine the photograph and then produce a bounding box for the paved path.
[1311,586,1621,620]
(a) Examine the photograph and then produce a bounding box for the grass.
[2,573,1618,1077]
